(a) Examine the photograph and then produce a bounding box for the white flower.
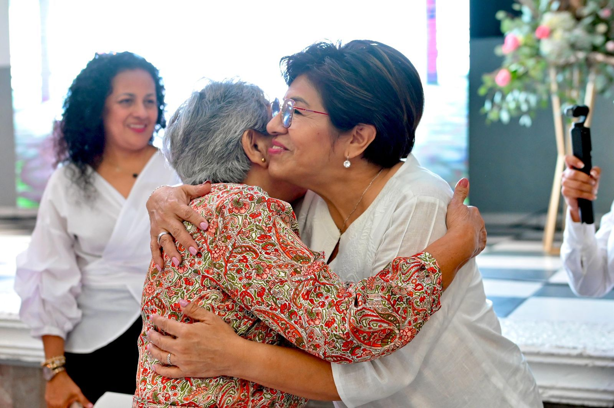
[596,23,608,34]
[541,11,577,31]
[552,29,565,41]
[540,38,574,61]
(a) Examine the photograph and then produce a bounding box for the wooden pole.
[543,67,567,254]
[584,70,597,127]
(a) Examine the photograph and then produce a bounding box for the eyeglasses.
[271,98,329,128]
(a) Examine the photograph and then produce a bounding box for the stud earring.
[343,156,351,168]
[261,157,266,163]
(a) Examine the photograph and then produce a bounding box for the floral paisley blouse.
[134,184,443,408]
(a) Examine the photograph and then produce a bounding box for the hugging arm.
[192,189,443,363]
[147,181,485,400]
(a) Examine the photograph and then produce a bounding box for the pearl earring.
[343,156,351,168]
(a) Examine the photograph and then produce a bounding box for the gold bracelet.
[51,366,65,375]
[41,355,66,369]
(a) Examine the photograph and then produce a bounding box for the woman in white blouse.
[14,52,180,408]
[147,40,542,407]
[561,154,613,297]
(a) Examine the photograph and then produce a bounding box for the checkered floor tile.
[477,240,614,324]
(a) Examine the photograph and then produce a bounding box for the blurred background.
[2,0,469,210]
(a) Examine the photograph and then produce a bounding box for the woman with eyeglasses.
[145,41,541,407]
[133,79,485,407]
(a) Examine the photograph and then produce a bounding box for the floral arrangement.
[479,0,614,126]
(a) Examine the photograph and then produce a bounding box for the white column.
[0,0,16,209]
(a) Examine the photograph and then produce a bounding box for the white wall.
[0,0,9,67]
[0,0,16,209]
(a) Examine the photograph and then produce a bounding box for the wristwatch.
[41,356,66,381]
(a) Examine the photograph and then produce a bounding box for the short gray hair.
[163,80,270,184]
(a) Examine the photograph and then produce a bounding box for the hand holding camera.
[562,105,599,224]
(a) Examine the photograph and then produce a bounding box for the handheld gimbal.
[564,105,594,224]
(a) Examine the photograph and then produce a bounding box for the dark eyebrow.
[117,93,156,98]
[290,97,310,107]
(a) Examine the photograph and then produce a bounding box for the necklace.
[341,168,384,233]
[112,164,138,178]
[105,159,140,178]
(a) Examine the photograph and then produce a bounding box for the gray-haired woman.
[135,79,485,407]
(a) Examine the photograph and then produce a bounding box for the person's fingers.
[473,206,485,229]
[147,342,172,364]
[452,178,469,204]
[564,154,584,170]
[591,166,601,182]
[180,300,216,322]
[178,205,209,233]
[152,363,185,379]
[561,185,596,201]
[150,237,163,270]
[183,182,212,201]
[468,206,487,255]
[158,233,182,267]
[561,173,598,199]
[562,177,598,195]
[150,315,185,338]
[168,206,206,256]
[158,204,202,263]
[75,392,93,408]
[562,168,595,185]
[146,325,177,352]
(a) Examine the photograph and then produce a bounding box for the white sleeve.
[332,195,457,407]
[560,202,614,298]
[14,172,83,340]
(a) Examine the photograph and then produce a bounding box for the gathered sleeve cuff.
[14,172,83,340]
[196,188,443,363]
[561,208,614,297]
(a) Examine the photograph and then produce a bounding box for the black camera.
[565,105,594,224]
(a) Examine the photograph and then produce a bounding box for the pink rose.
[495,69,511,87]
[502,34,520,54]
[599,8,612,19]
[606,40,614,52]
[535,25,551,39]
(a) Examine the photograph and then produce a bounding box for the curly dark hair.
[54,52,166,195]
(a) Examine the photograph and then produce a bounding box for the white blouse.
[14,151,180,353]
[561,201,614,297]
[298,155,542,408]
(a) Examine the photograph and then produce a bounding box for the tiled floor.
[478,240,614,327]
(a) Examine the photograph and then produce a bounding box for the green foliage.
[480,0,614,126]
